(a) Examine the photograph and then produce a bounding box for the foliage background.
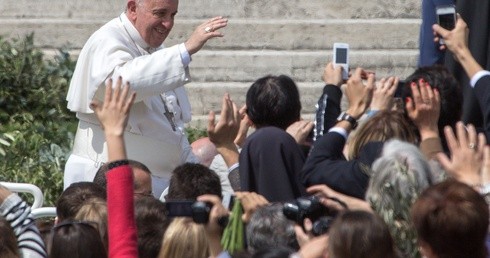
[0,35,207,206]
[0,35,77,205]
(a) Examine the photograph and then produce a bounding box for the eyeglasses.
[134,191,154,198]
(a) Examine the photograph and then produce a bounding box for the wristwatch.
[337,112,358,129]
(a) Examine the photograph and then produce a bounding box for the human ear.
[126,0,138,21]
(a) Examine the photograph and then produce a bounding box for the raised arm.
[90,77,138,258]
[302,68,374,199]
[433,16,483,79]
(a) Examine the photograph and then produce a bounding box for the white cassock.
[64,12,199,197]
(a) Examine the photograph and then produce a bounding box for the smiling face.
[127,0,178,48]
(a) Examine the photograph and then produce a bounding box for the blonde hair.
[74,198,108,251]
[158,218,209,258]
[348,110,417,160]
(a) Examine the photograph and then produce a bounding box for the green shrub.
[186,126,208,143]
[0,34,77,206]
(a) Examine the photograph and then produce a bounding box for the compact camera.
[282,196,337,236]
[165,200,212,224]
[165,200,229,227]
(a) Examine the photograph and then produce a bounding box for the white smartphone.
[333,43,349,80]
[436,5,456,44]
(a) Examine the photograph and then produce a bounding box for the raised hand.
[432,14,469,53]
[322,62,344,86]
[405,79,440,140]
[90,77,136,161]
[185,16,228,55]
[234,191,269,223]
[207,93,240,167]
[286,120,314,145]
[90,77,136,137]
[436,122,486,186]
[345,68,375,119]
[370,76,398,111]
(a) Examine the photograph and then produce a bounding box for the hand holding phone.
[436,5,456,45]
[333,43,349,81]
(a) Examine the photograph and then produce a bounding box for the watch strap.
[337,112,358,129]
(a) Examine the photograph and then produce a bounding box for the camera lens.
[312,216,335,236]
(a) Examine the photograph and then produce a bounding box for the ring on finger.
[469,143,476,150]
[204,26,213,33]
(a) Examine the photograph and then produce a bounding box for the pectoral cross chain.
[160,95,177,131]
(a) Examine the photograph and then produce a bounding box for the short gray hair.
[366,139,432,257]
[246,203,298,253]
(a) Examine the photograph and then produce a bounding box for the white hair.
[365,139,432,257]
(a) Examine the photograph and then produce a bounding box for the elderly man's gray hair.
[246,203,298,253]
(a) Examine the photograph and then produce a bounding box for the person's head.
[402,65,462,148]
[133,165,153,198]
[411,180,489,258]
[246,203,298,253]
[366,139,432,257]
[126,0,178,48]
[328,210,397,258]
[166,162,222,200]
[74,198,108,251]
[348,110,417,160]
[191,137,218,167]
[0,216,19,258]
[135,196,171,258]
[246,75,301,130]
[49,220,107,258]
[93,160,153,199]
[158,218,209,258]
[56,182,106,222]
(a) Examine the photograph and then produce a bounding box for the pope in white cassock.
[64,0,228,197]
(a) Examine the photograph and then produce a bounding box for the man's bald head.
[191,137,218,167]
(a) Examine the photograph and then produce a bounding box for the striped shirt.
[0,194,47,258]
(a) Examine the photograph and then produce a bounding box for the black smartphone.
[436,5,456,44]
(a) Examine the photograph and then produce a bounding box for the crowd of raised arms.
[2,0,490,257]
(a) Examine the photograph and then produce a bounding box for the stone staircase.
[0,0,421,126]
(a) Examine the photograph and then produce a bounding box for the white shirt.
[64,13,198,194]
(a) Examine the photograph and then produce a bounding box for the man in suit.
[434,17,490,141]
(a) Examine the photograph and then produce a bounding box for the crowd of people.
[2,0,490,257]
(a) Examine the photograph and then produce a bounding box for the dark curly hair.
[402,65,463,150]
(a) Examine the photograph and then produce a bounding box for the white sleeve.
[470,70,490,88]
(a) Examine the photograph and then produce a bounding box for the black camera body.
[165,200,212,224]
[283,196,337,236]
[191,201,212,224]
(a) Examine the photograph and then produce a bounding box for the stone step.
[187,82,329,117]
[190,49,418,82]
[1,0,421,20]
[43,48,418,83]
[0,18,420,50]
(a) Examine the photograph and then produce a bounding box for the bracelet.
[107,159,129,170]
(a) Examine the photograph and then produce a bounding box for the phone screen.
[438,13,455,30]
[335,48,348,64]
[165,201,194,217]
